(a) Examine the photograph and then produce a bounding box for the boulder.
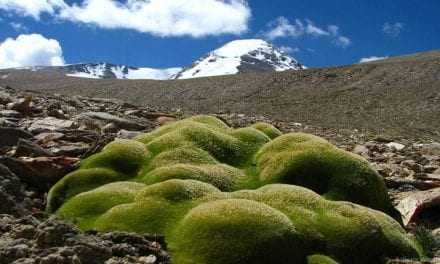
[7,96,32,114]
[396,188,440,226]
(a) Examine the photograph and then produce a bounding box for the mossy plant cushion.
[47,115,422,264]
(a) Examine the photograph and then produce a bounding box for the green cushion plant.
[47,115,423,264]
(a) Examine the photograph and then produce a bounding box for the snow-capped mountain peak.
[174,39,304,79]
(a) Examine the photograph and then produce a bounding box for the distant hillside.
[1,50,439,140]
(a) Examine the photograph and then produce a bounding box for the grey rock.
[386,142,406,151]
[102,122,120,133]
[0,215,170,264]
[0,128,33,148]
[76,112,145,131]
[418,143,440,156]
[50,142,90,156]
[117,130,143,139]
[14,139,54,158]
[0,244,31,263]
[425,174,440,181]
[0,164,27,216]
[0,156,78,191]
[156,116,176,126]
[28,117,76,133]
[352,144,369,157]
[47,109,67,119]
[396,187,440,226]
[11,258,36,264]
[424,165,440,174]
[401,160,424,173]
[0,91,13,105]
[34,132,65,144]
[0,110,22,118]
[7,97,32,114]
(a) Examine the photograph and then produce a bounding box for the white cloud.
[264,17,305,40]
[327,25,339,36]
[305,20,330,37]
[382,22,404,37]
[0,0,64,18]
[0,0,251,37]
[359,56,388,63]
[263,17,351,48]
[9,22,28,32]
[0,34,65,69]
[279,46,300,54]
[333,36,352,48]
[59,0,251,37]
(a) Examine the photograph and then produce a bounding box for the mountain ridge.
[3,39,304,80]
[1,49,439,140]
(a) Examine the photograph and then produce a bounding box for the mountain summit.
[174,39,304,79]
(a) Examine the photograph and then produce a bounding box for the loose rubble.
[0,85,439,263]
[0,214,170,264]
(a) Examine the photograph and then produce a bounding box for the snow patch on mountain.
[174,39,304,79]
[65,63,181,80]
[125,67,182,80]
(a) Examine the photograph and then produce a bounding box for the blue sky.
[0,0,439,69]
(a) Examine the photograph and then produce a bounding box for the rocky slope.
[1,50,438,140]
[0,86,439,263]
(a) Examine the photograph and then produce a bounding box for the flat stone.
[76,112,145,131]
[34,132,65,144]
[0,110,22,118]
[50,142,90,156]
[29,117,76,132]
[426,174,440,181]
